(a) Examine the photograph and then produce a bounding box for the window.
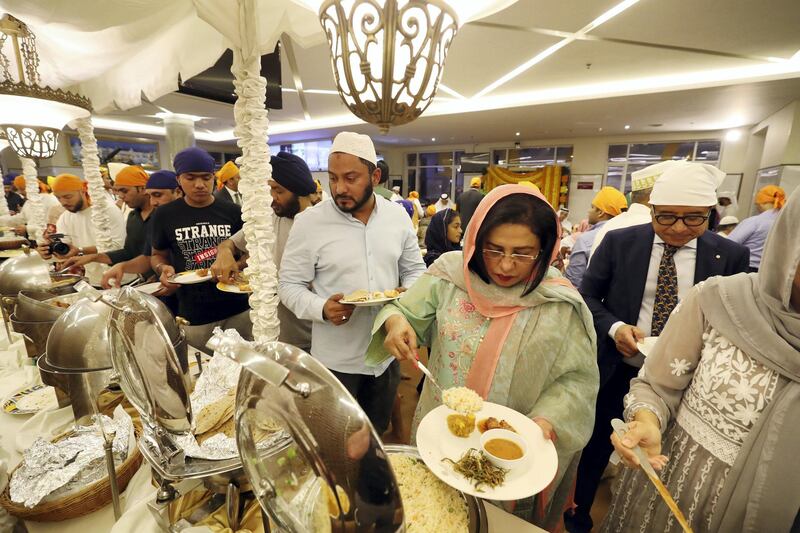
[606,140,721,192]
[269,140,333,171]
[492,145,572,170]
[406,150,465,205]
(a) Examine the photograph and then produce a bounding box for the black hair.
[631,188,651,205]
[359,157,377,178]
[468,194,558,296]
[376,159,389,184]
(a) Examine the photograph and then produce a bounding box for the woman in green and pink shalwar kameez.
[367,185,599,531]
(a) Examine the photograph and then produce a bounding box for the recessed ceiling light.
[725,130,742,141]
[598,127,603,132]
[648,123,663,127]
[431,137,436,141]
[515,132,520,136]
[624,124,631,130]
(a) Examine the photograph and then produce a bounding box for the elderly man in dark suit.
[566,161,750,533]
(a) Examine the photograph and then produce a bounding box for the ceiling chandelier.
[0,14,91,160]
[314,0,459,134]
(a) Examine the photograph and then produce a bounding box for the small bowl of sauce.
[480,428,528,469]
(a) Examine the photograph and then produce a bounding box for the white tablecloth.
[0,337,545,533]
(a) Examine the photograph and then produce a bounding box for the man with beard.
[101,170,183,289]
[36,173,126,286]
[210,151,316,350]
[150,147,251,347]
[61,166,153,280]
[279,132,426,433]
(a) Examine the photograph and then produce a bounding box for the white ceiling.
[93,0,800,148]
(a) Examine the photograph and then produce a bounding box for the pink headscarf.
[459,184,569,398]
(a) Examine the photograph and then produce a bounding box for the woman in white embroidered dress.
[601,187,800,533]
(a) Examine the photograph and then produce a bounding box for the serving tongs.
[611,419,693,533]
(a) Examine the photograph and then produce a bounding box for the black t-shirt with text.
[150,198,248,324]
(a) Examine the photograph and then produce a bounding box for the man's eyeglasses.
[482,249,540,264]
[653,210,711,227]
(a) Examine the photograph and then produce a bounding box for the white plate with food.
[0,248,25,259]
[416,400,558,500]
[637,336,659,358]
[170,269,212,285]
[341,289,400,307]
[134,281,163,295]
[2,384,59,415]
[216,273,252,294]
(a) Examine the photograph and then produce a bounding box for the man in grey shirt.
[211,152,317,350]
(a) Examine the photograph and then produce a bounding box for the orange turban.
[51,174,87,193]
[470,177,482,188]
[592,186,628,216]
[115,166,149,187]
[408,190,419,199]
[216,161,239,190]
[755,185,786,209]
[13,175,47,192]
[426,205,436,217]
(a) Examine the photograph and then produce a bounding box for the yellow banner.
[483,165,567,208]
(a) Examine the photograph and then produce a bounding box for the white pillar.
[231,0,280,343]
[20,158,44,243]
[163,115,196,171]
[73,117,116,252]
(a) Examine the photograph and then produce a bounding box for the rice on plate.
[390,453,469,532]
[443,387,483,414]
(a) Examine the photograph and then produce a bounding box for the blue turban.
[270,152,316,196]
[173,147,215,175]
[396,199,414,219]
[3,173,17,186]
[146,170,178,190]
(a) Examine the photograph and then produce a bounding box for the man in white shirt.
[433,193,451,212]
[1,175,62,235]
[36,173,126,286]
[214,161,242,206]
[588,161,681,260]
[279,132,426,433]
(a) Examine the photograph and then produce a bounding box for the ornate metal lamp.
[0,15,91,159]
[314,0,457,134]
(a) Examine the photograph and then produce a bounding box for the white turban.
[649,161,725,207]
[631,160,682,192]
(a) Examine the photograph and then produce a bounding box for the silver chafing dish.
[36,285,187,426]
[213,331,488,533]
[102,287,250,531]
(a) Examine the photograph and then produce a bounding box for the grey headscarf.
[698,186,800,532]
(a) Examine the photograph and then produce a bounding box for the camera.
[47,234,71,256]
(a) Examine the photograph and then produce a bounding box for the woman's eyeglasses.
[652,211,711,227]
[482,249,539,264]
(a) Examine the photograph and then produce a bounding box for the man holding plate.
[211,151,316,351]
[568,161,750,533]
[279,132,426,434]
[149,147,251,348]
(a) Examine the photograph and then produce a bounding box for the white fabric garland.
[20,158,45,244]
[230,0,280,343]
[73,117,116,252]
[0,174,9,218]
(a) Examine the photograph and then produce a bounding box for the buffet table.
[0,332,546,533]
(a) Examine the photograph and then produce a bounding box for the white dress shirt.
[279,194,426,375]
[609,234,697,367]
[56,205,127,286]
[589,203,652,260]
[226,186,242,205]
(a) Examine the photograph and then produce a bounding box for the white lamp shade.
[0,94,90,130]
